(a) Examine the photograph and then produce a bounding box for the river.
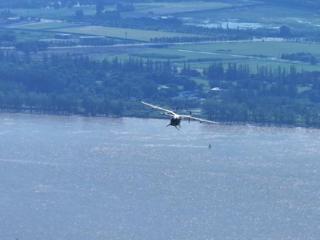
[0,113,319,240]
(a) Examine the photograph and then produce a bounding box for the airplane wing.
[180,115,217,124]
[141,101,176,116]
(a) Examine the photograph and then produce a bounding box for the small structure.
[210,87,222,92]
[157,85,170,91]
[39,38,78,46]
[54,33,73,39]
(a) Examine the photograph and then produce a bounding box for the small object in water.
[208,144,212,149]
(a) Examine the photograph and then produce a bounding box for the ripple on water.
[0,115,319,240]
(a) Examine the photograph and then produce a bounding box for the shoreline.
[0,109,319,131]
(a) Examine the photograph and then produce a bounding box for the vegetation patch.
[56,26,199,42]
[176,41,320,57]
[170,41,320,71]
[131,53,184,60]
[281,52,318,65]
[131,1,233,15]
[9,21,79,30]
[181,4,320,31]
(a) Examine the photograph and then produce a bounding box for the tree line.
[1,50,320,127]
[0,52,196,116]
[204,63,320,127]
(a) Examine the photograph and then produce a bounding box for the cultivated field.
[103,41,320,72]
[175,41,320,58]
[10,21,77,30]
[123,1,234,17]
[172,41,320,71]
[55,26,199,42]
[11,21,199,41]
[5,2,320,73]
[180,4,320,30]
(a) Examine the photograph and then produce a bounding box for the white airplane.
[142,101,216,129]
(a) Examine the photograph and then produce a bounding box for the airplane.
[141,101,216,129]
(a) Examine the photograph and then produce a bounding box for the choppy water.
[0,113,320,240]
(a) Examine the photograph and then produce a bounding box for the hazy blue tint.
[0,114,319,240]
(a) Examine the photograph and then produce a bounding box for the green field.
[55,26,199,42]
[14,30,56,41]
[12,22,198,41]
[86,41,320,91]
[180,4,320,30]
[10,21,78,30]
[172,41,320,71]
[96,41,320,72]
[123,1,234,17]
[7,2,320,73]
[174,41,320,58]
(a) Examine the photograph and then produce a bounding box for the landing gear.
[166,123,180,130]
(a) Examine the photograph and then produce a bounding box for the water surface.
[0,114,319,240]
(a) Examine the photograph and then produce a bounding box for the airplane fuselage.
[168,115,181,127]
[141,101,215,128]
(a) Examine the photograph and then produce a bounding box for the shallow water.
[0,113,319,240]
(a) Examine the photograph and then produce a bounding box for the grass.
[0,28,56,41]
[130,53,184,59]
[14,30,56,41]
[181,4,320,30]
[108,41,320,72]
[12,22,198,42]
[174,41,320,58]
[7,2,320,73]
[173,41,320,72]
[9,21,78,30]
[54,25,199,42]
[32,36,320,73]
[125,1,233,16]
[87,40,320,72]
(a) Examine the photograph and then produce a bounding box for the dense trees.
[281,52,318,65]
[0,53,196,116]
[0,31,16,43]
[279,25,292,38]
[204,63,320,126]
[1,50,320,127]
[15,41,49,54]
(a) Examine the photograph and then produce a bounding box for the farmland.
[96,41,320,72]
[2,0,320,127]
[180,4,320,30]
[9,20,320,72]
[56,26,198,42]
[4,1,320,73]
[174,41,320,71]
[174,41,320,59]
[12,21,200,42]
[9,21,78,30]
[122,1,237,17]
[40,40,320,72]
